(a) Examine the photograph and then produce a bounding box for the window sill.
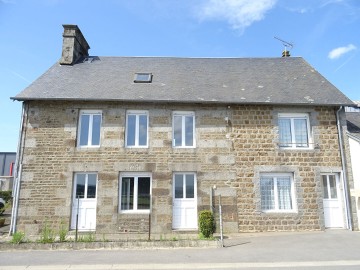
[77,146,101,150]
[119,210,150,214]
[262,210,298,214]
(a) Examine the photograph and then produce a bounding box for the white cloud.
[328,44,357,59]
[198,0,277,32]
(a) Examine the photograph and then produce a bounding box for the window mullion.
[88,114,93,146]
[135,115,139,147]
[182,116,186,147]
[84,174,88,199]
[134,177,138,210]
[183,174,186,198]
[290,119,295,148]
[274,177,279,210]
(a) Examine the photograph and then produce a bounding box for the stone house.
[9,25,358,238]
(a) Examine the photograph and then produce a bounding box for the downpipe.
[336,106,352,230]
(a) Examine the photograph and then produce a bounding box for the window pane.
[174,116,182,146]
[139,115,148,146]
[87,174,97,199]
[121,177,134,210]
[79,115,90,146]
[261,178,274,210]
[185,116,194,146]
[277,177,292,210]
[91,114,101,145]
[279,118,292,147]
[322,176,329,199]
[185,174,195,198]
[294,119,308,147]
[174,174,183,198]
[75,174,86,199]
[138,177,150,209]
[329,175,337,199]
[127,115,136,146]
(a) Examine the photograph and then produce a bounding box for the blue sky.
[0,0,359,152]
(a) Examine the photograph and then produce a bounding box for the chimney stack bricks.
[60,25,90,65]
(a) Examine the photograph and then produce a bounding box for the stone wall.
[15,101,350,236]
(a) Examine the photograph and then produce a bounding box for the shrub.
[11,231,25,244]
[39,222,55,243]
[78,232,95,242]
[58,220,68,242]
[198,210,215,238]
[0,191,12,202]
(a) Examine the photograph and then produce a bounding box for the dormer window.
[134,73,152,83]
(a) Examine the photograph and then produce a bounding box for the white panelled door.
[71,173,97,231]
[172,173,197,230]
[322,174,344,228]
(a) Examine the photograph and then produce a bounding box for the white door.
[322,174,344,228]
[71,173,97,231]
[173,173,197,229]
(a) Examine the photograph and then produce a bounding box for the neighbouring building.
[346,103,360,230]
[0,152,16,191]
[9,25,358,238]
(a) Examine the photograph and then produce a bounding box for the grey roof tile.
[347,112,360,141]
[13,56,354,106]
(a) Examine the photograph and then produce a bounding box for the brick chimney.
[60,25,90,65]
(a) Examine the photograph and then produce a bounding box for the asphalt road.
[1,230,360,269]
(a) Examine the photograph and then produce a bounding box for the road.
[1,230,360,269]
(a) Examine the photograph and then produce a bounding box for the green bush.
[0,191,12,202]
[39,222,55,243]
[58,220,68,242]
[11,231,26,244]
[198,210,215,238]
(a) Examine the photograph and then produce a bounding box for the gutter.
[336,106,352,230]
[9,102,28,235]
[347,132,360,144]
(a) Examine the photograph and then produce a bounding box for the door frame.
[321,173,345,228]
[71,172,98,231]
[172,172,198,230]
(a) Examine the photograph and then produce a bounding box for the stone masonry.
[15,100,352,237]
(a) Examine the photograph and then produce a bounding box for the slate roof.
[347,112,360,141]
[12,56,354,106]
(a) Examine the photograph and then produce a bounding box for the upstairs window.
[278,113,311,149]
[134,73,152,83]
[125,110,149,148]
[260,173,296,212]
[78,110,102,148]
[172,111,195,148]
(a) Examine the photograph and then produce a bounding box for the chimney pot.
[282,50,290,57]
[60,24,90,65]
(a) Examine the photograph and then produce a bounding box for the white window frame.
[172,111,196,148]
[260,173,297,213]
[134,73,152,83]
[119,172,152,214]
[125,110,149,148]
[173,172,197,200]
[278,113,312,149]
[77,110,102,148]
[73,172,98,200]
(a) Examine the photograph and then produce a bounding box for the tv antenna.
[274,36,294,57]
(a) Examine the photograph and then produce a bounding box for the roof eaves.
[9,96,355,107]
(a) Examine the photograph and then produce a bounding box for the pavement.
[1,229,360,269]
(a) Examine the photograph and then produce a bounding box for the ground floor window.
[119,173,151,213]
[260,173,296,212]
